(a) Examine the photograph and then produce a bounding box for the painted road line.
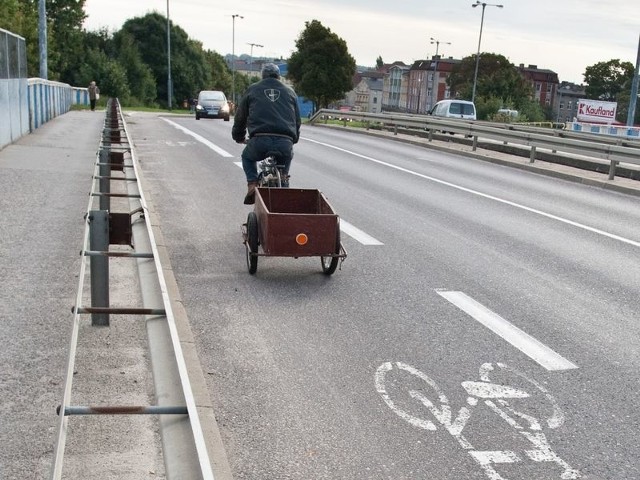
[303,138,640,249]
[162,118,233,157]
[340,220,384,245]
[437,290,578,371]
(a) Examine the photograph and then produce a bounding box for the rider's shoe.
[244,181,259,205]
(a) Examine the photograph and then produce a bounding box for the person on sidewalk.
[232,63,301,204]
[88,81,100,111]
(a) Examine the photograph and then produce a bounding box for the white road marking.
[162,118,233,157]
[303,137,640,248]
[437,290,578,371]
[340,220,384,245]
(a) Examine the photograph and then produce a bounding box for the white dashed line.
[437,290,578,371]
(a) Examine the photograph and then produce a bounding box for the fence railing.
[309,109,640,179]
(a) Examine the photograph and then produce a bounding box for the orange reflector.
[296,233,308,245]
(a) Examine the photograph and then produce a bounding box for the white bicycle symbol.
[375,362,580,480]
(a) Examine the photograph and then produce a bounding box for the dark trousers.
[241,136,293,182]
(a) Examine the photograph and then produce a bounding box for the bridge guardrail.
[309,109,640,180]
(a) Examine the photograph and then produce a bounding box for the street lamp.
[231,14,244,106]
[430,37,451,111]
[247,42,264,76]
[167,0,172,110]
[471,1,503,103]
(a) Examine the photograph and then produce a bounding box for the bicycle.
[257,153,289,188]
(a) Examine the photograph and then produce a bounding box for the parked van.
[428,100,477,120]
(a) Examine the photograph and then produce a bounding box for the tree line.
[0,2,636,123]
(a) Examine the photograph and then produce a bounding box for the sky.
[83,0,640,85]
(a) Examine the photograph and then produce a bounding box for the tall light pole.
[167,0,172,110]
[627,33,640,127]
[38,0,47,79]
[430,37,451,111]
[471,1,503,103]
[247,42,264,76]
[231,14,244,106]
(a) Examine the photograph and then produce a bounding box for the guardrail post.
[529,146,537,164]
[394,125,398,136]
[89,210,110,326]
[472,135,478,151]
[428,129,433,142]
[608,160,618,180]
[99,148,110,211]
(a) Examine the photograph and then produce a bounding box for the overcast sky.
[83,0,639,85]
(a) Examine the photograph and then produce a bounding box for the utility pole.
[38,0,47,79]
[167,0,172,110]
[627,34,640,127]
[247,42,264,76]
[430,37,451,111]
[471,2,503,103]
[231,14,244,105]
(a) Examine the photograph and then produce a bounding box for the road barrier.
[310,109,640,180]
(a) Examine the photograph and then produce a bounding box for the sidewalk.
[0,110,166,479]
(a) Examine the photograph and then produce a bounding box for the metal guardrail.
[309,109,640,180]
[51,98,215,479]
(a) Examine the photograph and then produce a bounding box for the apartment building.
[554,81,586,123]
[349,58,560,118]
[517,64,560,110]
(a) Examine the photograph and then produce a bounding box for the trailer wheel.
[321,227,340,275]
[246,212,259,274]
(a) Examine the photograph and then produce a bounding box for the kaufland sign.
[577,99,618,123]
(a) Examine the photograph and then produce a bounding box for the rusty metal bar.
[91,192,141,198]
[84,250,154,258]
[93,176,137,181]
[59,405,188,416]
[96,162,133,168]
[73,307,166,315]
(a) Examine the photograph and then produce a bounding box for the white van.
[429,100,477,120]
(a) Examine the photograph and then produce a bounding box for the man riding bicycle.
[232,63,301,204]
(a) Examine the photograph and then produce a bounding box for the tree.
[447,53,535,120]
[112,31,156,105]
[583,59,634,102]
[287,20,356,109]
[376,56,384,69]
[203,49,232,93]
[0,0,40,76]
[46,0,87,82]
[118,13,214,108]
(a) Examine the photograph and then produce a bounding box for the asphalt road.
[125,113,640,480]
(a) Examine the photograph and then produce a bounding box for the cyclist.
[232,63,301,204]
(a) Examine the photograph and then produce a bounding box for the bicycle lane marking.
[303,138,640,249]
[162,118,233,157]
[437,290,578,371]
[232,163,384,245]
[375,362,581,480]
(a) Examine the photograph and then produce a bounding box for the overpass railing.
[309,109,640,180]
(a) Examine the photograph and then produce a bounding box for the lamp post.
[471,1,503,103]
[247,42,263,77]
[231,14,244,106]
[430,37,451,111]
[167,0,172,110]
